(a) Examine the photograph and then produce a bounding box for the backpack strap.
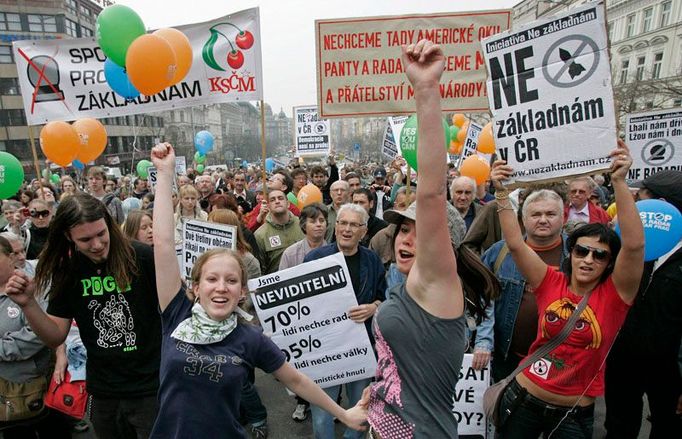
[493,242,510,275]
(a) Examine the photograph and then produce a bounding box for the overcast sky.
[116,0,519,116]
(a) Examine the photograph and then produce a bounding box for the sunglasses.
[572,243,610,262]
[30,210,50,219]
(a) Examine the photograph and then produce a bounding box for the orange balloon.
[460,155,491,185]
[153,28,193,85]
[477,122,496,154]
[449,140,463,155]
[126,34,177,95]
[73,119,107,163]
[297,183,323,209]
[40,121,80,167]
[457,123,468,143]
[452,113,467,128]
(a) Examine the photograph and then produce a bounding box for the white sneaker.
[291,403,308,422]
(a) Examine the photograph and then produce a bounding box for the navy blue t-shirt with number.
[150,288,286,439]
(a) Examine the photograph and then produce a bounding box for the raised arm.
[610,140,644,304]
[490,161,548,289]
[402,40,462,317]
[151,143,182,311]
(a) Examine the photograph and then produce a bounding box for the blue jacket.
[481,236,568,360]
[304,243,386,341]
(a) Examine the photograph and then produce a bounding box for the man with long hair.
[5,193,161,439]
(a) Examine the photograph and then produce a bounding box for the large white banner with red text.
[12,8,262,125]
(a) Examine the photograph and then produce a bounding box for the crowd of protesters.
[0,39,681,439]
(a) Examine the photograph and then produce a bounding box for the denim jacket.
[481,236,568,360]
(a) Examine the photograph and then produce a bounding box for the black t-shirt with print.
[47,241,161,398]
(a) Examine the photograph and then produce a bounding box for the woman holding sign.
[149,142,369,439]
[488,139,644,438]
[367,40,499,438]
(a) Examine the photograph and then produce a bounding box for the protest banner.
[452,354,490,438]
[182,220,237,282]
[381,120,398,159]
[294,105,330,156]
[388,115,408,154]
[625,108,682,182]
[175,156,187,175]
[457,122,483,168]
[12,8,262,124]
[315,10,511,118]
[248,253,376,388]
[482,1,616,183]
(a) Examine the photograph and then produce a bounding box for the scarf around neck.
[171,302,248,345]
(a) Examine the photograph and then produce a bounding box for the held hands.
[609,139,633,182]
[348,303,377,323]
[5,270,36,308]
[341,386,370,431]
[150,142,176,175]
[401,39,445,89]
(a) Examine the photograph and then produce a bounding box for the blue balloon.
[242,160,248,168]
[265,158,275,173]
[194,131,214,154]
[104,58,140,100]
[615,199,682,261]
[72,159,84,170]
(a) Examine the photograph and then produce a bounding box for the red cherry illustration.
[235,31,254,50]
[227,50,244,69]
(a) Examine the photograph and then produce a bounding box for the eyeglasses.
[30,210,50,219]
[572,243,610,262]
[336,220,366,231]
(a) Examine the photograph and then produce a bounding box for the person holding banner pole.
[367,40,498,438]
[488,139,644,438]
[149,142,369,439]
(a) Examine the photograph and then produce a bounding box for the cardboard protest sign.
[452,354,490,438]
[182,220,237,282]
[294,105,330,156]
[175,156,187,175]
[316,10,511,118]
[456,122,483,168]
[248,253,376,388]
[388,116,408,155]
[482,1,616,183]
[13,8,262,124]
[625,108,682,182]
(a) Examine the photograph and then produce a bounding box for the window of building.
[180,111,185,122]
[653,52,663,79]
[65,18,78,37]
[674,99,682,107]
[660,1,672,27]
[81,26,93,37]
[0,78,20,95]
[636,56,646,80]
[79,5,91,17]
[629,101,637,112]
[643,7,653,32]
[645,101,654,109]
[608,23,614,41]
[5,140,32,160]
[626,13,636,38]
[65,0,77,15]
[0,46,13,64]
[619,59,629,84]
[0,12,22,31]
[0,109,26,126]
[28,15,57,33]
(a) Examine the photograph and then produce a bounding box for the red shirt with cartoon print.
[521,266,631,397]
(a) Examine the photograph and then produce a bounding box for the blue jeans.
[310,378,371,439]
[496,379,594,439]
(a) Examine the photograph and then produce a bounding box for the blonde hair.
[176,184,203,218]
[187,249,249,306]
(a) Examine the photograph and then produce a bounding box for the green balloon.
[0,152,25,199]
[136,159,152,179]
[194,151,206,164]
[96,5,146,67]
[400,115,450,171]
[287,192,298,206]
[51,174,61,184]
[449,125,460,143]
[196,164,205,173]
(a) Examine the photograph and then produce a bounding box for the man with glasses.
[304,203,385,439]
[564,176,610,225]
[25,199,53,260]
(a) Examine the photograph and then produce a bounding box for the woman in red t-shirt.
[489,140,644,439]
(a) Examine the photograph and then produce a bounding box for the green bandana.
[171,302,244,345]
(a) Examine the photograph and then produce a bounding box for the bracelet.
[494,190,510,200]
[497,202,514,213]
